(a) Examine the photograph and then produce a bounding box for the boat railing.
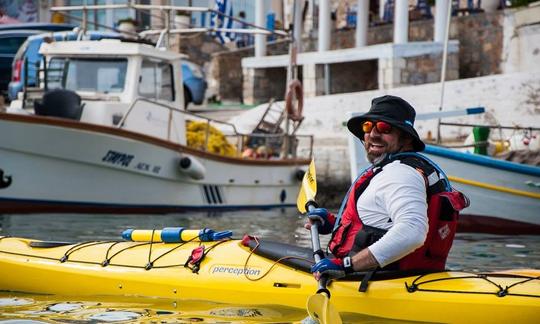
[439,122,540,132]
[118,97,313,160]
[435,122,540,150]
[50,3,289,50]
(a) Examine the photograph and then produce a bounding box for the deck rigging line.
[406,272,540,298]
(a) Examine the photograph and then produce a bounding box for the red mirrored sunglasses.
[362,120,393,134]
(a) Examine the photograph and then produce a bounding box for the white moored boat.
[0,32,311,213]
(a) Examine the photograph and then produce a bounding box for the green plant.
[510,0,535,7]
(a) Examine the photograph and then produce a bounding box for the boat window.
[46,57,128,94]
[138,59,175,101]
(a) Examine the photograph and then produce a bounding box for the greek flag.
[210,0,234,43]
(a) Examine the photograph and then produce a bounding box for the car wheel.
[183,87,192,110]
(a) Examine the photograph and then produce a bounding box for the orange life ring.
[285,79,304,122]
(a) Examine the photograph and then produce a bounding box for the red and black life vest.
[328,153,469,271]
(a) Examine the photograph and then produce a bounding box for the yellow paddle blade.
[296,159,317,213]
[322,297,342,324]
[296,187,308,214]
[306,293,342,324]
[306,293,326,322]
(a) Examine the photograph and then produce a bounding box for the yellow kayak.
[0,235,539,323]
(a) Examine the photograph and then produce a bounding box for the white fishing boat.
[0,5,311,213]
[348,110,540,235]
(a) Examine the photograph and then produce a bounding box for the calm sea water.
[1,209,539,323]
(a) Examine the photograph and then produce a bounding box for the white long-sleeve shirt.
[356,160,428,267]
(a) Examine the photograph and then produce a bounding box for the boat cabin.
[10,39,188,145]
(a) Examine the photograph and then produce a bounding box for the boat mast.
[283,2,300,159]
[436,0,453,144]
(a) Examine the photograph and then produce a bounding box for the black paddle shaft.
[306,201,331,297]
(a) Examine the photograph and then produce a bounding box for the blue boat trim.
[0,197,295,210]
[424,145,540,177]
[466,107,485,115]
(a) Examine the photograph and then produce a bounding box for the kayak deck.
[0,236,539,323]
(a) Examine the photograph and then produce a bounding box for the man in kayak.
[307,95,467,279]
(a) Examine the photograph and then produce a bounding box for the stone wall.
[178,34,289,103]
[209,40,289,103]
[455,13,503,78]
[244,43,459,104]
[325,12,502,79]
[242,67,287,104]
[402,52,460,84]
[329,60,378,94]
[179,33,228,67]
[211,47,253,103]
[210,12,503,103]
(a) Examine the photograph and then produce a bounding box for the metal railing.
[117,97,313,160]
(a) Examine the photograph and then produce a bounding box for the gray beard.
[368,152,388,166]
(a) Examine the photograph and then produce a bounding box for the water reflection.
[0,208,307,244]
[448,233,540,271]
[0,294,308,323]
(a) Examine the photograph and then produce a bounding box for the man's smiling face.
[363,121,407,163]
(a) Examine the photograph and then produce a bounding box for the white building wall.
[501,6,540,74]
[502,21,540,74]
[516,25,540,73]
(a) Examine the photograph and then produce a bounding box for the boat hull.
[0,113,309,212]
[423,145,540,234]
[0,236,538,323]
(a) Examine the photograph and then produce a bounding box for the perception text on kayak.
[211,265,261,276]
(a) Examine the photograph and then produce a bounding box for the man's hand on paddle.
[304,207,335,235]
[312,250,380,280]
[311,257,349,280]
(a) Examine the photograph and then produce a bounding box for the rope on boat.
[0,235,207,270]
[405,272,540,298]
[0,234,238,272]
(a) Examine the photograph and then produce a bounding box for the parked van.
[182,60,207,108]
[0,24,76,98]
[0,23,76,33]
[0,30,42,97]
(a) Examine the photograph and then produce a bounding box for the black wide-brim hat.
[347,95,425,152]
